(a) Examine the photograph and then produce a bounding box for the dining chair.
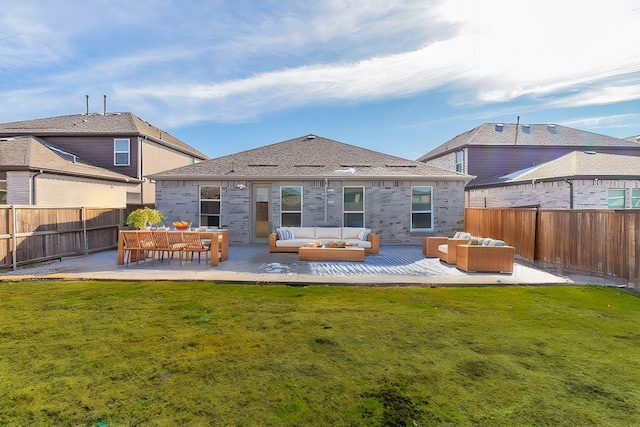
[182,232,211,264]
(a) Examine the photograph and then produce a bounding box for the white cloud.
[1,0,639,127]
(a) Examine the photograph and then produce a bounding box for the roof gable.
[470,150,640,187]
[151,134,471,180]
[418,123,640,161]
[0,113,208,160]
[0,136,137,182]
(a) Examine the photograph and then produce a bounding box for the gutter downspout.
[31,170,44,205]
[324,178,328,223]
[565,179,574,209]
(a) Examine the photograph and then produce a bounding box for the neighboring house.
[0,136,139,207]
[0,112,208,206]
[466,151,640,209]
[417,123,640,209]
[150,134,473,244]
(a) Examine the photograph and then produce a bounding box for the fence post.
[10,205,17,271]
[82,207,88,255]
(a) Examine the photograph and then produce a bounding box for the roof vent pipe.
[103,95,107,115]
[85,95,89,115]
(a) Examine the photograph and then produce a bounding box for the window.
[281,186,302,227]
[0,180,6,204]
[200,186,221,226]
[455,151,464,173]
[114,138,130,166]
[343,186,364,227]
[411,186,433,230]
[632,189,640,209]
[607,189,625,209]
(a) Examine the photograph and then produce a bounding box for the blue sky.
[2,0,640,160]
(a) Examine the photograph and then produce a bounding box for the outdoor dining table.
[117,229,229,266]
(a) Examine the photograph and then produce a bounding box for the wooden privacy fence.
[0,206,126,270]
[465,208,640,287]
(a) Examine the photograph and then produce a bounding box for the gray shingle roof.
[469,151,640,188]
[0,136,138,183]
[417,123,640,161]
[150,134,472,181]
[0,112,208,159]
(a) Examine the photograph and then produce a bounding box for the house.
[0,136,139,207]
[417,123,640,209]
[0,112,208,206]
[149,134,473,244]
[466,151,640,209]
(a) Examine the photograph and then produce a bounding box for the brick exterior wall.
[423,149,468,174]
[156,179,467,244]
[6,171,31,205]
[468,179,640,209]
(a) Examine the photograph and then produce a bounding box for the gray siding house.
[418,123,640,209]
[150,135,473,244]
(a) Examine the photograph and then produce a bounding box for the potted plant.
[125,208,165,230]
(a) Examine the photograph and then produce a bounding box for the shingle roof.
[417,123,640,161]
[0,112,208,159]
[150,134,472,181]
[625,134,640,143]
[469,151,640,188]
[0,136,138,183]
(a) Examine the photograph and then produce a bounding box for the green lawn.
[0,282,639,426]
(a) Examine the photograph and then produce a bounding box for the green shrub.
[125,208,165,229]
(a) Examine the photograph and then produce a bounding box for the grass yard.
[0,282,639,426]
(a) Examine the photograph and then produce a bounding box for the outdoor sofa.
[423,231,472,262]
[455,240,516,273]
[270,227,380,254]
[424,233,515,273]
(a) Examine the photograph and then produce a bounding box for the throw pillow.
[358,229,371,241]
[276,228,294,240]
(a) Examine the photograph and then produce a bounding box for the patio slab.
[0,244,628,287]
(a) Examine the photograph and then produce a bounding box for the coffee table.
[298,246,365,262]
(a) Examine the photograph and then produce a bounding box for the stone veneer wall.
[156,179,467,244]
[468,179,640,209]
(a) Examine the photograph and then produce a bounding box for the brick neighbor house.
[149,134,474,244]
[0,136,138,207]
[0,112,208,207]
[417,123,640,209]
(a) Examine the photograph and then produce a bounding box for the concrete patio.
[0,244,628,287]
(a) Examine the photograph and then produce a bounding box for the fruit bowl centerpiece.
[324,240,350,248]
[173,221,191,230]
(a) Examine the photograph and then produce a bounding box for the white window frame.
[607,189,626,209]
[455,150,464,173]
[114,138,130,166]
[632,189,640,209]
[411,186,434,231]
[280,186,302,227]
[199,186,221,227]
[0,180,6,204]
[343,186,365,227]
